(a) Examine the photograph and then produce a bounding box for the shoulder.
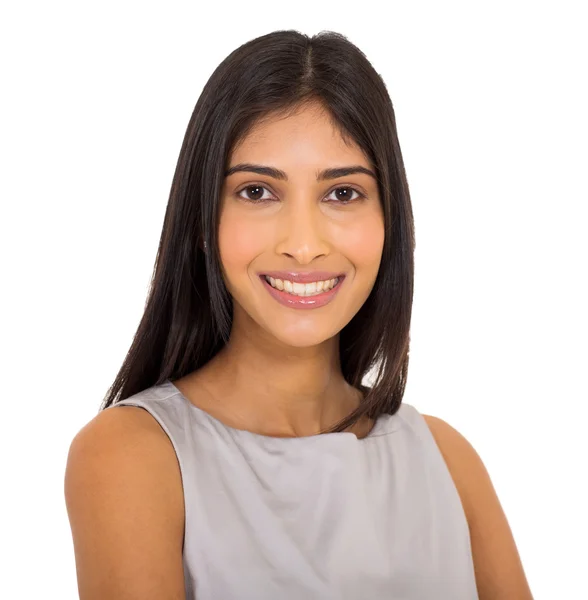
[421,414,534,599]
[64,405,185,598]
[72,402,180,460]
[66,404,184,516]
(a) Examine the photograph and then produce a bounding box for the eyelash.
[235,184,366,205]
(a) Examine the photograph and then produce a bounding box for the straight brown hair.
[100,29,416,433]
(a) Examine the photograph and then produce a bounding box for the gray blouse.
[112,380,478,599]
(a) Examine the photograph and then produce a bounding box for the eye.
[324,186,366,204]
[236,184,275,203]
[235,184,366,204]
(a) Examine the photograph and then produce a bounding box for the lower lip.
[260,276,345,310]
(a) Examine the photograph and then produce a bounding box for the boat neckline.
[163,379,400,443]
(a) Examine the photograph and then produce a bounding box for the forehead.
[229,103,370,168]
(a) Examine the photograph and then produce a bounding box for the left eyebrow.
[224,163,377,182]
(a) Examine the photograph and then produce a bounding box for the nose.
[274,195,330,265]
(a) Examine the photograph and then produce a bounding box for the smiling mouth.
[258,274,345,310]
[262,275,342,297]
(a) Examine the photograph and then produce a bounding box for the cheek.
[336,214,385,272]
[218,208,265,278]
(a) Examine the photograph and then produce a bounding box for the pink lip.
[259,274,345,310]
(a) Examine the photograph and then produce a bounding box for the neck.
[190,319,365,437]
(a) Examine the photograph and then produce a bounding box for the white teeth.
[264,276,340,296]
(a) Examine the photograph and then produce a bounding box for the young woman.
[64,30,533,600]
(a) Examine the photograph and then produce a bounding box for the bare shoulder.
[422,414,534,600]
[64,405,185,599]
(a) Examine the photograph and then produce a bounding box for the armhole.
[111,401,187,554]
[420,413,473,527]
[398,406,465,501]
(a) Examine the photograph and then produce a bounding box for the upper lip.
[259,271,345,283]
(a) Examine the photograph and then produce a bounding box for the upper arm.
[64,405,186,600]
[423,414,534,600]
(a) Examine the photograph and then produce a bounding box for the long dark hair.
[100,29,415,433]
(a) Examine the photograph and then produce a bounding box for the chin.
[262,320,342,349]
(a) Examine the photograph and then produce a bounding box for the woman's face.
[218,102,385,348]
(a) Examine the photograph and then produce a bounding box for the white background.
[1,1,586,598]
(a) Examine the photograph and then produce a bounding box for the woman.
[64,29,533,599]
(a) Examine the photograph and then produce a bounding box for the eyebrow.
[224,163,377,182]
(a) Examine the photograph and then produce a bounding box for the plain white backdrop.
[1,1,586,598]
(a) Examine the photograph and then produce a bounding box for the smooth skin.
[64,100,534,598]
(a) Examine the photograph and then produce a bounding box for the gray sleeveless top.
[112,380,479,599]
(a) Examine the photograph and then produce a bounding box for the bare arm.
[64,405,186,599]
[424,414,534,600]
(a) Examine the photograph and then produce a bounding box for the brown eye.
[324,186,365,204]
[237,185,273,202]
